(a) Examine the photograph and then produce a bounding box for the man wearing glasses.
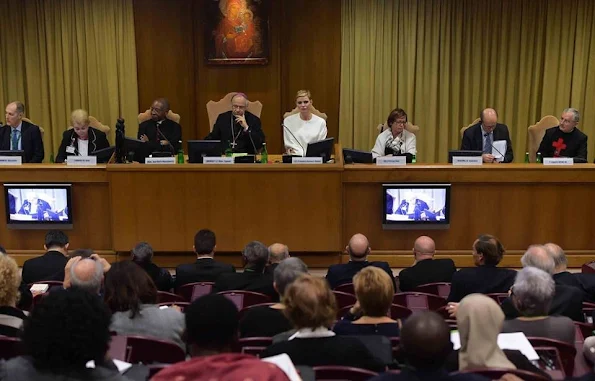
[461,107,514,163]
[206,92,265,154]
[372,108,417,159]
[537,108,587,162]
[138,98,182,154]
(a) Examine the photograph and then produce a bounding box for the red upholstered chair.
[238,303,276,321]
[148,364,171,378]
[392,292,446,311]
[332,291,357,309]
[528,337,577,377]
[575,321,593,342]
[156,291,186,304]
[0,337,24,360]
[234,337,273,357]
[175,282,214,302]
[486,293,509,304]
[582,302,595,324]
[333,283,355,295]
[582,261,595,274]
[110,335,186,364]
[313,366,378,381]
[414,282,451,299]
[453,368,550,381]
[217,290,271,311]
[157,302,190,311]
[389,303,413,319]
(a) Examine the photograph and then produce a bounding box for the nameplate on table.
[0,156,22,165]
[145,157,176,165]
[452,156,483,165]
[203,157,234,164]
[543,157,573,166]
[376,156,406,166]
[292,157,323,164]
[67,156,97,166]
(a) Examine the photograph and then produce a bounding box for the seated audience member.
[21,230,69,285]
[447,234,516,303]
[326,233,395,290]
[501,267,575,345]
[0,245,32,311]
[261,275,385,371]
[265,243,289,274]
[283,90,327,156]
[214,241,276,300]
[547,242,595,303]
[334,266,400,337]
[372,108,417,159]
[537,108,587,161]
[69,248,94,259]
[153,294,290,381]
[63,257,104,295]
[138,97,182,155]
[239,257,308,338]
[369,311,489,381]
[175,229,235,289]
[55,109,110,163]
[0,288,127,381]
[0,101,44,163]
[398,236,456,291]
[501,245,584,322]
[460,108,514,163]
[131,241,172,291]
[0,254,27,337]
[444,294,550,379]
[105,260,185,349]
[206,92,265,154]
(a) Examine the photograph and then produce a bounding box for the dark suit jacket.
[369,368,490,381]
[137,118,182,155]
[447,265,516,303]
[206,111,265,154]
[460,123,514,163]
[0,121,44,163]
[264,262,279,275]
[501,283,584,322]
[135,261,172,292]
[55,127,110,163]
[398,258,457,292]
[554,271,595,303]
[213,269,277,301]
[21,250,68,285]
[326,261,395,290]
[175,258,235,289]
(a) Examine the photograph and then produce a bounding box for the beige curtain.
[340,0,595,163]
[0,0,138,161]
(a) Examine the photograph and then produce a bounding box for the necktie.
[483,133,491,154]
[11,130,19,151]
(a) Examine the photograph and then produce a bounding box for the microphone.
[156,124,175,154]
[282,124,305,156]
[247,130,259,156]
[484,133,506,162]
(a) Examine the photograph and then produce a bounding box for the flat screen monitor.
[187,140,223,163]
[0,150,26,162]
[4,184,73,229]
[124,137,148,163]
[343,148,373,164]
[306,137,334,162]
[448,150,482,163]
[382,183,451,230]
[90,146,115,163]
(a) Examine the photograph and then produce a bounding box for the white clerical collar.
[196,256,213,260]
[288,327,335,340]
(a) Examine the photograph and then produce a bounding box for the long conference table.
[1,147,595,268]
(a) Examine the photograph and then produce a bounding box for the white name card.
[543,157,573,166]
[67,156,97,166]
[376,156,406,166]
[0,156,22,165]
[292,157,323,164]
[452,156,483,165]
[203,157,234,164]
[145,157,176,165]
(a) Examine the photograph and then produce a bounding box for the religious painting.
[205,0,270,65]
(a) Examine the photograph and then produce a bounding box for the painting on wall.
[205,0,270,65]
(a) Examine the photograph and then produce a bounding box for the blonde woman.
[55,109,109,163]
[0,253,27,337]
[283,90,327,156]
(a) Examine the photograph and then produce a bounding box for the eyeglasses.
[394,120,407,126]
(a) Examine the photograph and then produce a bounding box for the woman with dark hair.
[104,260,185,349]
[372,108,417,159]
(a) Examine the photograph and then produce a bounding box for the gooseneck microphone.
[156,123,175,154]
[484,133,506,161]
[247,130,259,156]
[282,124,305,156]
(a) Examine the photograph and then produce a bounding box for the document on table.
[450,331,539,360]
[492,140,507,162]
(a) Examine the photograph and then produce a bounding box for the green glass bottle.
[49,154,54,164]
[536,152,543,164]
[260,143,268,164]
[524,152,529,163]
[224,141,233,157]
[177,140,184,164]
[411,154,417,164]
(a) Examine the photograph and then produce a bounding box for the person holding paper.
[138,98,182,155]
[537,108,587,161]
[372,108,417,159]
[460,108,514,163]
[55,109,110,163]
[0,101,44,163]
[283,90,327,156]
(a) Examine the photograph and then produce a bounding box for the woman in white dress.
[372,108,416,159]
[283,90,327,156]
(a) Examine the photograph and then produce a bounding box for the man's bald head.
[480,108,498,133]
[400,311,452,370]
[70,258,103,294]
[413,236,435,259]
[268,243,289,264]
[347,233,370,261]
[544,242,567,273]
[521,244,555,274]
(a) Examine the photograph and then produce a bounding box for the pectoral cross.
[230,141,238,149]
[552,138,566,157]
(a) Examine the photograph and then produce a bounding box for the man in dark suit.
[213,241,276,300]
[399,236,456,292]
[131,241,172,292]
[175,229,235,289]
[138,98,182,155]
[460,108,513,163]
[0,101,44,163]
[547,242,595,303]
[206,93,265,154]
[21,230,69,285]
[326,233,395,290]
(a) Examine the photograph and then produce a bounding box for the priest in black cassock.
[138,98,182,154]
[206,93,265,154]
[537,108,587,162]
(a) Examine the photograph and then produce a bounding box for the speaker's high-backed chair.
[376,122,420,135]
[68,116,110,133]
[206,92,263,132]
[527,115,560,162]
[21,117,45,138]
[137,110,181,124]
[283,105,328,121]
[459,118,481,138]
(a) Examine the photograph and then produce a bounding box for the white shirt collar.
[11,123,22,132]
[288,327,335,340]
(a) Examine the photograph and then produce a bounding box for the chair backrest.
[123,335,186,364]
[22,117,45,137]
[528,115,560,162]
[392,292,446,311]
[582,261,595,274]
[376,122,420,135]
[206,92,263,132]
[283,105,328,121]
[533,347,566,380]
[460,117,481,138]
[389,303,413,319]
[574,321,592,342]
[217,290,271,310]
[414,282,452,299]
[486,293,509,304]
[156,291,186,304]
[333,283,355,295]
[137,109,181,124]
[332,290,358,309]
[67,116,110,133]
[527,336,576,377]
[238,302,276,321]
[175,281,214,302]
[234,337,273,358]
[313,366,378,381]
[453,368,550,381]
[0,336,24,360]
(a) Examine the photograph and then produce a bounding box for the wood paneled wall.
[133,0,341,154]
